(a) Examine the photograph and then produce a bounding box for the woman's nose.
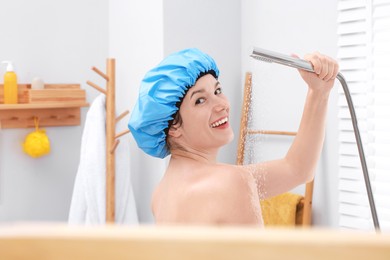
[213,100,229,112]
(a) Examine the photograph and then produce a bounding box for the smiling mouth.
[211,117,228,128]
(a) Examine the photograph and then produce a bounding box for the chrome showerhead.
[250,46,315,72]
[249,54,274,64]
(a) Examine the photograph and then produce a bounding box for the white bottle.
[31,77,45,89]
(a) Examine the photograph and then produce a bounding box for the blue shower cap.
[128,48,220,158]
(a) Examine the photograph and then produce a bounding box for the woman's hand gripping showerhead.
[292,52,339,95]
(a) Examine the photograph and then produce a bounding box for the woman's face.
[172,74,234,152]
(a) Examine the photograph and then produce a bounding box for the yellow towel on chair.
[260,192,304,226]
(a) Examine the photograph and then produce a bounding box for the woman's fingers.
[322,56,339,81]
[323,58,334,81]
[318,56,329,80]
[305,52,338,82]
[305,52,322,76]
[332,60,339,80]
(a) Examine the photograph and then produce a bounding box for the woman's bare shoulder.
[186,164,260,225]
[211,164,254,188]
[189,164,249,192]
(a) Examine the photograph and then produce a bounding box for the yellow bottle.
[2,61,18,104]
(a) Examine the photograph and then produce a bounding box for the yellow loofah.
[23,118,50,158]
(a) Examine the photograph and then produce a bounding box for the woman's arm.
[244,52,339,199]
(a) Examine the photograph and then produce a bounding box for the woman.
[129,48,338,226]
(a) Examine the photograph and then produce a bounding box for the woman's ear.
[168,125,182,138]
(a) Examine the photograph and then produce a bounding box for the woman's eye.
[215,87,222,95]
[195,97,205,105]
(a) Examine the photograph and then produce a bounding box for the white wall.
[241,0,339,227]
[163,0,242,164]
[0,0,109,221]
[109,0,166,223]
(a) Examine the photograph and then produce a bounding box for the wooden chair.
[236,72,314,226]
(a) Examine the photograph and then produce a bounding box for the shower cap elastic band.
[128,48,220,158]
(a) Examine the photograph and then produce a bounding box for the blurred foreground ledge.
[0,224,389,260]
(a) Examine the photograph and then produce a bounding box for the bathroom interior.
[0,0,389,259]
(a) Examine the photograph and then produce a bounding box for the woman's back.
[152,159,263,227]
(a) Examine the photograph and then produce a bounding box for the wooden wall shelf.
[0,84,89,129]
[0,102,88,110]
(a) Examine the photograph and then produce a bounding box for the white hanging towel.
[68,94,138,225]
[115,115,139,225]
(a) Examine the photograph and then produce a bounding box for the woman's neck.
[170,148,218,164]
